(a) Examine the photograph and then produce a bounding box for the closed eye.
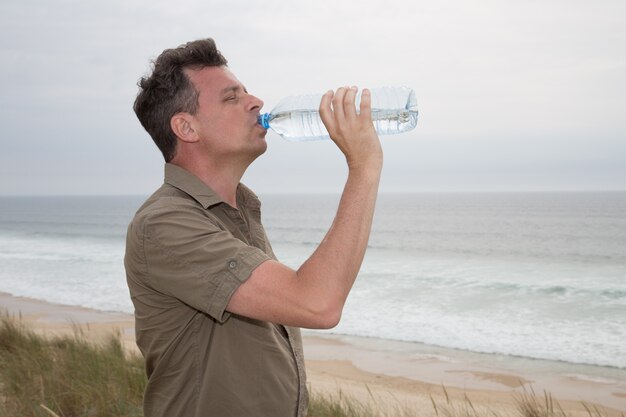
[221,84,247,102]
[223,92,240,102]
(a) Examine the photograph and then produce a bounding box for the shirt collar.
[164,163,224,209]
[163,163,261,210]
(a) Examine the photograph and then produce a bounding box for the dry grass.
[0,313,145,416]
[309,383,622,417]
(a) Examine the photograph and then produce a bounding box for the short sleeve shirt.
[125,164,308,417]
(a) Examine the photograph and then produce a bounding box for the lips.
[255,114,266,129]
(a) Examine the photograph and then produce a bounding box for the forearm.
[296,163,382,320]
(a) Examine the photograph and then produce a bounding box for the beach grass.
[0,313,145,416]
[0,313,620,417]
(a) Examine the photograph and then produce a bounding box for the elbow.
[308,304,342,330]
[318,312,341,330]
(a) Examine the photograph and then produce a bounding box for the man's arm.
[227,86,383,329]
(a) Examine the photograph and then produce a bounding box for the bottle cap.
[258,113,270,129]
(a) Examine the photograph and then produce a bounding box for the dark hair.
[133,38,228,162]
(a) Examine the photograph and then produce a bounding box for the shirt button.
[228,260,237,269]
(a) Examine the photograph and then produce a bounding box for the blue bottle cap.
[258,113,270,129]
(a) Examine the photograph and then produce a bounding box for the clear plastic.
[258,86,418,141]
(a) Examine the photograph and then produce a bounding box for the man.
[125,38,382,417]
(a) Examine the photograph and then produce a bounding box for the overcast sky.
[1,0,625,195]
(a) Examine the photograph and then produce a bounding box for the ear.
[170,113,199,143]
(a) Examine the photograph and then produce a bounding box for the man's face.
[184,66,267,162]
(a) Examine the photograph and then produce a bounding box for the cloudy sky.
[1,0,625,195]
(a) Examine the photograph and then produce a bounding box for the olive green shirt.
[125,164,307,417]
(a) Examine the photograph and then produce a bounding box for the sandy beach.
[2,291,625,416]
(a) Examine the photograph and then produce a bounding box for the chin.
[257,134,268,149]
[256,140,268,156]
[247,138,267,160]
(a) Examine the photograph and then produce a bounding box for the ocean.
[1,192,625,372]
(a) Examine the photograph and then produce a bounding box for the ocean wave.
[326,327,626,370]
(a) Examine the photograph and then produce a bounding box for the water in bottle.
[258,86,418,141]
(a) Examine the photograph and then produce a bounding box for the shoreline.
[303,332,626,413]
[1,291,625,414]
[304,330,626,388]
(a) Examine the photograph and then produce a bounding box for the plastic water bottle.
[257,86,418,141]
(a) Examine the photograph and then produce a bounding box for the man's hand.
[319,87,383,173]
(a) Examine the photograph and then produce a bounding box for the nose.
[248,93,264,112]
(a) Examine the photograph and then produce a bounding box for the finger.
[359,88,372,122]
[332,86,348,123]
[319,90,336,133]
[343,86,358,121]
